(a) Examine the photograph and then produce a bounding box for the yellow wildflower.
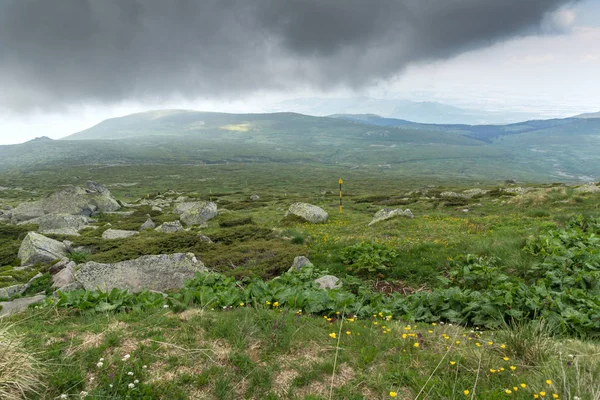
[266,301,271,305]
[432,322,437,326]
[329,333,337,339]
[463,389,470,396]
[552,395,559,399]
[476,342,481,347]
[273,302,279,307]
[546,380,552,385]
[520,384,526,388]
[389,392,397,398]
[540,392,546,397]
[345,331,351,335]
[413,342,420,348]
[500,344,507,349]
[510,366,517,371]
[450,361,456,366]
[455,341,461,345]
[505,389,512,394]
[503,357,510,361]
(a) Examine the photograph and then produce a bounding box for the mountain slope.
[574,111,600,119]
[332,114,600,142]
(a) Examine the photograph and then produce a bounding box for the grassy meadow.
[0,162,599,399]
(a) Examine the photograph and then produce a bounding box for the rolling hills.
[0,110,599,183]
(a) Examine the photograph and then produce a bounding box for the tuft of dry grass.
[0,322,44,399]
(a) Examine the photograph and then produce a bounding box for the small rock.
[250,194,260,201]
[368,208,414,226]
[174,201,218,226]
[152,206,163,212]
[52,263,75,289]
[285,203,328,224]
[289,256,312,272]
[198,234,213,243]
[49,259,75,275]
[139,218,156,231]
[155,221,184,233]
[314,275,342,290]
[102,229,140,240]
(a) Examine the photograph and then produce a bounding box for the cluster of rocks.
[10,181,120,225]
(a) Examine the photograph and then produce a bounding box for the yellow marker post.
[339,178,343,214]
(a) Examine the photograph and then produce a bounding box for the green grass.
[0,162,599,398]
[8,307,599,399]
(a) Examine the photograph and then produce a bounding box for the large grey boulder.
[314,275,342,290]
[285,203,328,224]
[102,229,139,240]
[155,221,184,233]
[175,201,218,226]
[74,253,206,293]
[368,208,414,226]
[11,181,120,224]
[288,256,313,272]
[17,232,68,266]
[28,214,90,236]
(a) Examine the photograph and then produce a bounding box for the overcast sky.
[1,0,599,145]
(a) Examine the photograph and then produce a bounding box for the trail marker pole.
[339,178,343,214]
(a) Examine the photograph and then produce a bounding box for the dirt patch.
[277,341,323,368]
[65,331,105,357]
[272,368,300,397]
[294,363,356,398]
[211,339,232,364]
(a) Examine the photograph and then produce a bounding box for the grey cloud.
[0,0,578,111]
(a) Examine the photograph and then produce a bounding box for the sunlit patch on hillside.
[219,123,251,132]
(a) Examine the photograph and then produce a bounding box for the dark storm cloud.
[0,0,578,111]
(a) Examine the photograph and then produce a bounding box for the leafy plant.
[340,242,398,275]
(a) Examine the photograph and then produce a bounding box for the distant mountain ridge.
[275,97,543,125]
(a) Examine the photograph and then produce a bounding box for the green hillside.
[0,110,599,183]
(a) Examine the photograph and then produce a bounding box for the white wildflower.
[127,371,134,376]
[128,383,135,389]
